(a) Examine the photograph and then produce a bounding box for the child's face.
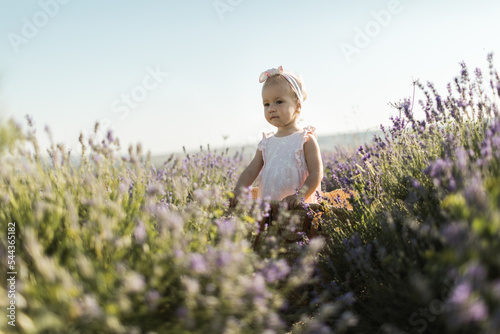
[262,80,300,129]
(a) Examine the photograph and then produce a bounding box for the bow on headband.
[259,66,284,83]
[259,66,304,103]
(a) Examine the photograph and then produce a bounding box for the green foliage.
[0,120,325,334]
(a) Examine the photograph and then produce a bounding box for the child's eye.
[276,100,283,104]
[264,103,270,107]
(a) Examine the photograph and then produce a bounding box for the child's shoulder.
[301,126,317,141]
[262,131,275,139]
[302,125,316,135]
[258,131,275,151]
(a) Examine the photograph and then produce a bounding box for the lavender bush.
[1,54,499,333]
[315,54,500,333]
[0,121,323,333]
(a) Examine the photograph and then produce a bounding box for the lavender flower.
[215,219,236,237]
[133,220,147,243]
[190,253,208,274]
[146,289,161,311]
[262,259,291,283]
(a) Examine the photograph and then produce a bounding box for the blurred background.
[0,0,499,156]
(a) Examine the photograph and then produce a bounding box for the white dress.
[257,126,321,203]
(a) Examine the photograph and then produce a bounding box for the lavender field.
[1,55,500,333]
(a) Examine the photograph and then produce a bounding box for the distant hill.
[149,130,380,168]
[316,130,380,151]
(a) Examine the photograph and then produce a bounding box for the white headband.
[259,66,304,104]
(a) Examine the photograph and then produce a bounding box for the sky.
[0,0,499,156]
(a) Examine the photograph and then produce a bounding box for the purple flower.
[262,259,291,283]
[464,262,487,283]
[133,220,147,243]
[456,148,468,170]
[174,247,184,259]
[426,158,452,179]
[245,273,267,297]
[106,130,114,143]
[146,290,161,310]
[190,253,208,274]
[441,222,468,247]
[146,184,163,197]
[335,291,356,307]
[463,174,488,212]
[118,182,128,194]
[449,282,471,305]
[215,219,236,236]
[25,114,34,126]
[467,300,487,322]
[215,251,232,267]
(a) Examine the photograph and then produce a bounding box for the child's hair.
[262,70,307,105]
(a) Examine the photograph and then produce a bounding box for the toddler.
[231,66,323,208]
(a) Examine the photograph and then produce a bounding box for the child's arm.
[230,149,264,206]
[283,134,323,207]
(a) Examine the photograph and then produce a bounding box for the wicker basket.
[250,188,357,250]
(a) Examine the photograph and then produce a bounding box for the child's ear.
[297,100,302,111]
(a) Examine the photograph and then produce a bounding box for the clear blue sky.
[1,0,499,155]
